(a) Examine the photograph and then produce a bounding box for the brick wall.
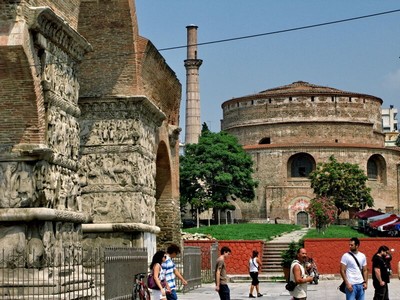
[305,238,400,275]
[184,240,264,275]
[186,238,400,276]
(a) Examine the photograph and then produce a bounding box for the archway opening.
[287,153,316,178]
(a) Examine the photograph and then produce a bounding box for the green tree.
[180,124,258,219]
[308,155,373,216]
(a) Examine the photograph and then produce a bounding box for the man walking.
[340,237,368,300]
[289,248,315,300]
[162,244,188,300]
[215,246,232,300]
[372,245,390,300]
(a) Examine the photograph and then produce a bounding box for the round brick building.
[221,81,400,225]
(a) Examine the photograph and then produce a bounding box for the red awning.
[354,209,384,219]
[369,214,398,229]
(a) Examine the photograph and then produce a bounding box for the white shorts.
[151,289,166,300]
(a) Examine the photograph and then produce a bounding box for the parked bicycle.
[132,273,151,300]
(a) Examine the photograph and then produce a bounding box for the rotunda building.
[221,81,400,225]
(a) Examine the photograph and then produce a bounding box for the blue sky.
[136,1,400,141]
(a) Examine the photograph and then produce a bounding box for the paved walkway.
[177,279,400,300]
[268,227,309,243]
[177,228,400,299]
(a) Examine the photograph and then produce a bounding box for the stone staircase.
[261,242,289,273]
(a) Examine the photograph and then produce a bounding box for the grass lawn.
[303,225,369,239]
[183,224,367,240]
[182,223,300,241]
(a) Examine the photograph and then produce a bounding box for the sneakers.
[257,293,263,297]
[249,294,256,298]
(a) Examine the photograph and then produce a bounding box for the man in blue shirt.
[162,244,188,300]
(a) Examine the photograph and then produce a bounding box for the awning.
[369,214,398,229]
[354,209,384,219]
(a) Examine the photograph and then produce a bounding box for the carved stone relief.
[0,221,82,267]
[47,106,80,161]
[34,161,82,211]
[41,46,80,105]
[0,162,36,208]
[78,100,160,227]
[80,191,154,225]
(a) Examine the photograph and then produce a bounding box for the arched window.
[288,153,315,178]
[367,154,386,183]
[367,159,378,179]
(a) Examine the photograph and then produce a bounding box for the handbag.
[338,281,346,293]
[285,280,297,291]
[147,273,166,290]
[285,260,299,292]
[338,252,363,294]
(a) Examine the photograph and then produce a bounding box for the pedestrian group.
[146,238,395,300]
[212,237,394,300]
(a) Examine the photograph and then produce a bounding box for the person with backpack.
[340,237,368,300]
[372,245,390,300]
[248,250,263,298]
[289,248,314,300]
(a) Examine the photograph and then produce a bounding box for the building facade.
[221,81,400,225]
[0,0,181,295]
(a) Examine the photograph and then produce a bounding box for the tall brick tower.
[184,25,203,144]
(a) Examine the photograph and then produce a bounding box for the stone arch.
[367,154,387,184]
[287,153,316,178]
[288,196,310,225]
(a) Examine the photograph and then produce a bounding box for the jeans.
[373,284,389,300]
[218,284,230,300]
[166,289,178,300]
[345,283,365,300]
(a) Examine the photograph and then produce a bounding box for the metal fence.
[0,247,148,300]
[175,243,217,293]
[0,245,206,299]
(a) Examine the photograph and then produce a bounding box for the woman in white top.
[149,251,170,300]
[248,250,263,298]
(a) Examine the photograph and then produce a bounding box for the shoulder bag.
[147,265,166,290]
[285,260,299,292]
[339,252,363,294]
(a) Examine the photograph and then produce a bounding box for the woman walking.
[249,250,263,298]
[149,250,170,299]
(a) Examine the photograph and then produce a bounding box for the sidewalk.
[178,279,400,300]
[177,228,400,299]
[267,227,310,244]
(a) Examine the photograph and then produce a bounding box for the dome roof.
[259,81,346,95]
[223,81,382,105]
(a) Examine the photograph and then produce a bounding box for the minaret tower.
[184,25,203,144]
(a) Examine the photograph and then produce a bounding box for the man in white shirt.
[340,237,368,300]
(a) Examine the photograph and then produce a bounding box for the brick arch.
[155,141,172,200]
[0,46,45,146]
[155,140,175,248]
